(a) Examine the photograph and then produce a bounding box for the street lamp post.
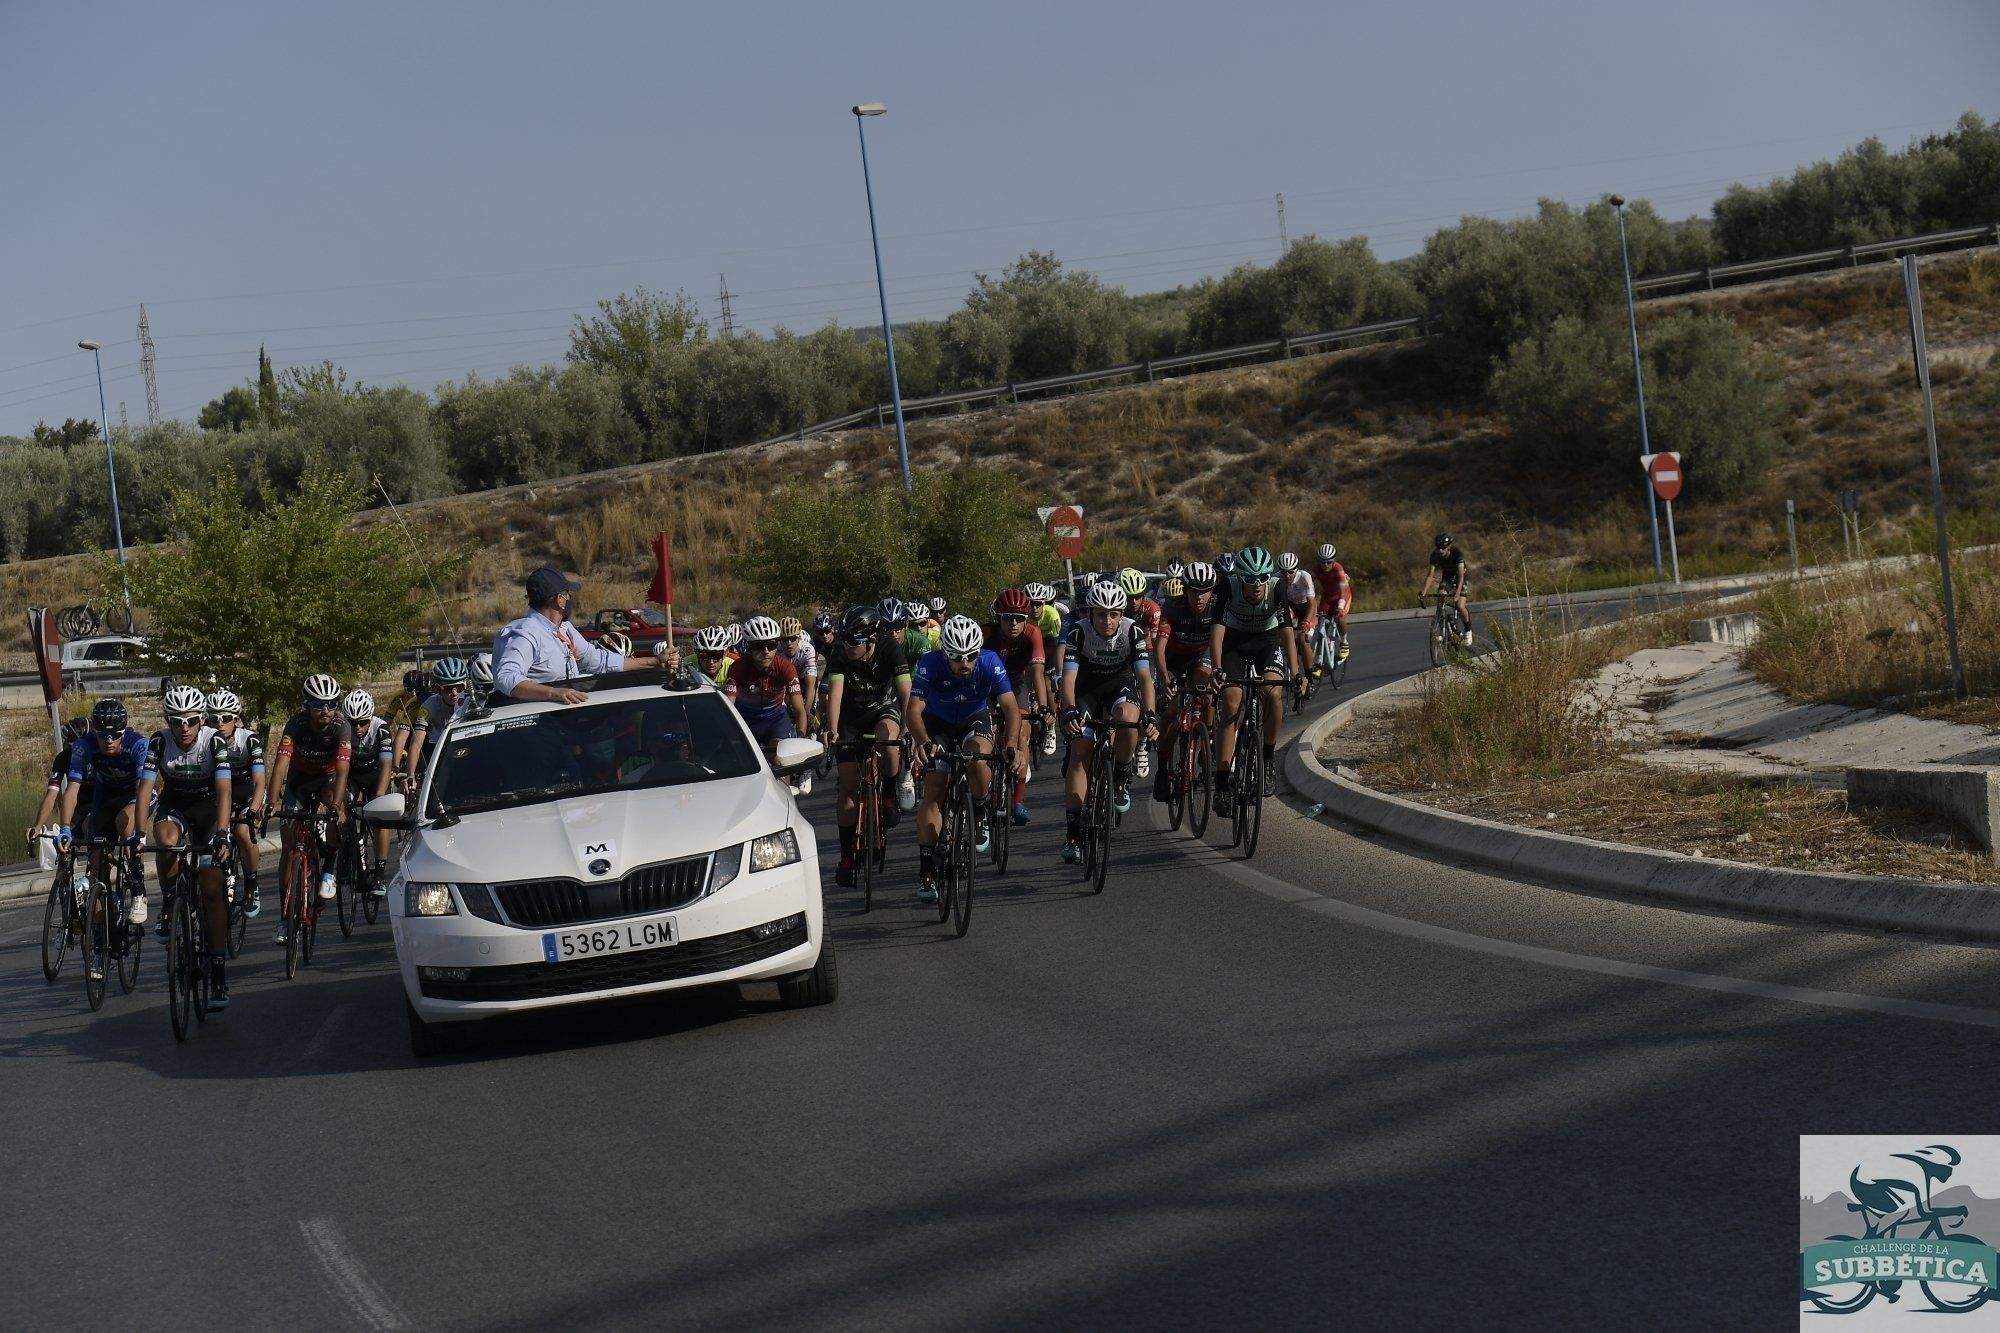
[852,102,913,494]
[78,340,131,603]
[1608,197,1663,579]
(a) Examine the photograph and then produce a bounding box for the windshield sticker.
[494,717,539,732]
[452,721,497,739]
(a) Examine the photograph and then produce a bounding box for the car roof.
[454,671,715,727]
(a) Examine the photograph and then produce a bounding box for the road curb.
[0,835,283,907]
[1285,663,2000,945]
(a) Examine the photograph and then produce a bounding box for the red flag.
[647,531,673,606]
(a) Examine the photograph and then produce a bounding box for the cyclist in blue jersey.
[55,698,152,930]
[906,616,1025,906]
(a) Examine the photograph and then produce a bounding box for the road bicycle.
[1162,679,1215,837]
[55,595,136,640]
[1422,592,1471,668]
[1303,618,1348,701]
[847,735,905,915]
[1221,670,1285,859]
[65,834,144,1012]
[38,833,81,984]
[1072,716,1144,895]
[988,746,1021,876]
[926,738,996,939]
[1026,707,1054,779]
[220,819,256,959]
[1806,1199,1991,1314]
[271,809,333,979]
[333,792,384,937]
[152,838,219,1042]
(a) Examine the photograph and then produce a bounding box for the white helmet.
[470,653,494,685]
[1278,551,1300,573]
[303,673,341,704]
[694,625,732,653]
[1185,561,1217,590]
[342,689,375,723]
[1086,580,1128,612]
[163,684,207,720]
[1026,583,1055,605]
[1316,542,1337,563]
[726,623,745,649]
[927,595,948,616]
[600,631,633,657]
[207,688,242,717]
[939,615,983,655]
[743,615,782,644]
[903,600,929,624]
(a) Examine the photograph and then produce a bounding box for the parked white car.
[366,674,834,1056]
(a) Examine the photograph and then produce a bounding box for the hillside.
[4,248,1997,645]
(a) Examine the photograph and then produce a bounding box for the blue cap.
[525,564,581,605]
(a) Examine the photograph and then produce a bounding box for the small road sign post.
[1038,504,1087,593]
[1838,489,1861,560]
[1903,256,1964,698]
[1785,499,1800,573]
[1641,453,1683,584]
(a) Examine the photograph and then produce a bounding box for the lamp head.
[852,102,886,117]
[77,339,102,351]
[1606,194,1625,209]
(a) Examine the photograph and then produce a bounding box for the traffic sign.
[1643,452,1683,502]
[1041,504,1086,561]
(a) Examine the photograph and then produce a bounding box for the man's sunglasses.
[167,713,203,727]
[946,650,980,664]
[212,713,238,724]
[747,640,778,652]
[1240,575,1273,586]
[997,613,1027,625]
[305,700,340,712]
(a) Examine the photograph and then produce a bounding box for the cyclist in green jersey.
[1208,546,1289,811]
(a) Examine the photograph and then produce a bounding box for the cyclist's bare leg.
[1215,683,1246,771]
[1261,669,1286,745]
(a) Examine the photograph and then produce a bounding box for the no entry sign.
[1040,504,1086,560]
[1644,452,1684,502]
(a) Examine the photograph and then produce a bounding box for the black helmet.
[841,605,882,642]
[811,611,836,635]
[401,668,422,692]
[1434,533,1453,550]
[90,699,128,734]
[62,717,87,744]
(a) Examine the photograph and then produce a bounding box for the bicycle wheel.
[335,835,357,939]
[1189,720,1214,838]
[934,801,955,926]
[1240,741,1264,859]
[301,852,321,969]
[1230,699,1258,849]
[115,876,142,995]
[167,894,194,1042]
[360,840,382,925]
[104,601,136,635]
[228,851,250,959]
[1922,1231,1991,1312]
[1090,754,1114,895]
[82,876,110,1012]
[1165,733,1188,831]
[1077,755,1099,883]
[951,788,974,938]
[990,765,1012,874]
[191,901,211,1024]
[41,872,73,984]
[1428,615,1447,668]
[283,850,304,979]
[858,783,877,915]
[57,605,98,639]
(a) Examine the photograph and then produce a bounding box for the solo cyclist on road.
[1419,533,1473,648]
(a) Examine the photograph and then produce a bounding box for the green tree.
[1184,235,1421,348]
[1639,313,1777,497]
[31,417,100,450]
[109,468,464,724]
[569,286,707,382]
[199,385,260,432]
[941,252,1134,386]
[257,346,281,426]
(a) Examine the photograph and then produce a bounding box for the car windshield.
[426,692,760,817]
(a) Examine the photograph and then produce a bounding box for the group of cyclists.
[27,530,1473,1000]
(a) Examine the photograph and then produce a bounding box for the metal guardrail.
[756,221,2000,447]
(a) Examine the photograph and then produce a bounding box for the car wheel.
[777,939,839,1009]
[406,997,467,1057]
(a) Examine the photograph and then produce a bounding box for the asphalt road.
[7,602,2000,1330]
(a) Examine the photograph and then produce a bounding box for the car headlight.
[405,882,459,917]
[709,843,742,894]
[747,829,801,873]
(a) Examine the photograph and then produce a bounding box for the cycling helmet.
[400,668,421,692]
[1435,533,1453,550]
[207,688,241,716]
[694,625,732,653]
[1235,546,1276,579]
[726,623,745,649]
[811,611,836,635]
[342,689,375,723]
[430,657,469,686]
[1086,580,1129,612]
[927,595,947,616]
[1162,577,1185,599]
[90,699,128,733]
[1316,542,1337,564]
[470,653,494,685]
[743,614,782,645]
[1165,559,1186,580]
[1026,583,1055,605]
[876,596,905,627]
[599,631,633,658]
[1185,561,1217,590]
[993,587,1032,617]
[302,673,342,704]
[1217,552,1236,575]
[779,615,803,638]
[903,600,930,625]
[1117,567,1148,598]
[163,684,208,720]
[62,716,88,745]
[1278,551,1300,573]
[841,605,882,642]
[939,615,983,655]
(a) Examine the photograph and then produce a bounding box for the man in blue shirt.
[491,565,626,705]
[55,698,153,931]
[906,616,1025,906]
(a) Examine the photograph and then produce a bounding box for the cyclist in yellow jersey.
[1028,583,1063,639]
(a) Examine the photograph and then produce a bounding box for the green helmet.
[1234,545,1275,579]
[1117,567,1148,598]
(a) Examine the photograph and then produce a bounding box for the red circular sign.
[1046,504,1086,561]
[1649,453,1684,502]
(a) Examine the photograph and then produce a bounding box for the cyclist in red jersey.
[1311,541,1353,671]
[983,588,1049,825]
[260,673,353,944]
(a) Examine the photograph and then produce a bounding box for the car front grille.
[491,855,711,929]
[417,921,810,1001]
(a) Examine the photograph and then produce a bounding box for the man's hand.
[550,687,588,705]
[654,644,681,672]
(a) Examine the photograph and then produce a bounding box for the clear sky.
[2,0,1994,435]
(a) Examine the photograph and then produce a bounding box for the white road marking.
[299,1217,411,1331]
[1149,800,2000,1031]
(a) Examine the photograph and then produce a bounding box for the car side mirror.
[772,737,824,774]
[362,791,414,830]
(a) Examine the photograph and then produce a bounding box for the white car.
[365,674,835,1056]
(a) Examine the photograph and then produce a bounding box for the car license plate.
[542,914,678,963]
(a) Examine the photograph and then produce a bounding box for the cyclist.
[903,600,940,661]
[1151,562,1219,802]
[404,656,470,784]
[728,616,810,776]
[907,616,1024,904]
[209,688,267,917]
[778,616,819,708]
[135,685,233,1003]
[1209,546,1288,814]
[55,699,151,939]
[1420,533,1472,647]
[983,588,1050,826]
[824,604,915,887]
[808,611,838,730]
[468,653,495,709]
[1279,551,1320,687]
[685,624,735,688]
[260,674,352,946]
[926,595,948,622]
[342,689,396,898]
[1059,580,1156,863]
[1312,543,1354,669]
[28,717,88,855]
[599,631,634,664]
[388,666,432,778]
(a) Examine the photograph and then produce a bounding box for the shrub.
[1184,235,1420,349]
[1491,315,1628,478]
[1640,313,1777,497]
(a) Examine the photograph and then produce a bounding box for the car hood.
[405,778,789,884]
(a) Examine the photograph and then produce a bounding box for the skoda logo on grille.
[587,858,612,877]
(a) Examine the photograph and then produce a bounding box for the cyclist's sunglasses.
[996,613,1027,625]
[946,650,980,664]
[438,682,467,693]
[843,633,875,647]
[167,712,203,727]
[305,700,340,713]
[1240,574,1273,586]
[697,648,727,660]
[747,639,778,652]
[212,713,238,724]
